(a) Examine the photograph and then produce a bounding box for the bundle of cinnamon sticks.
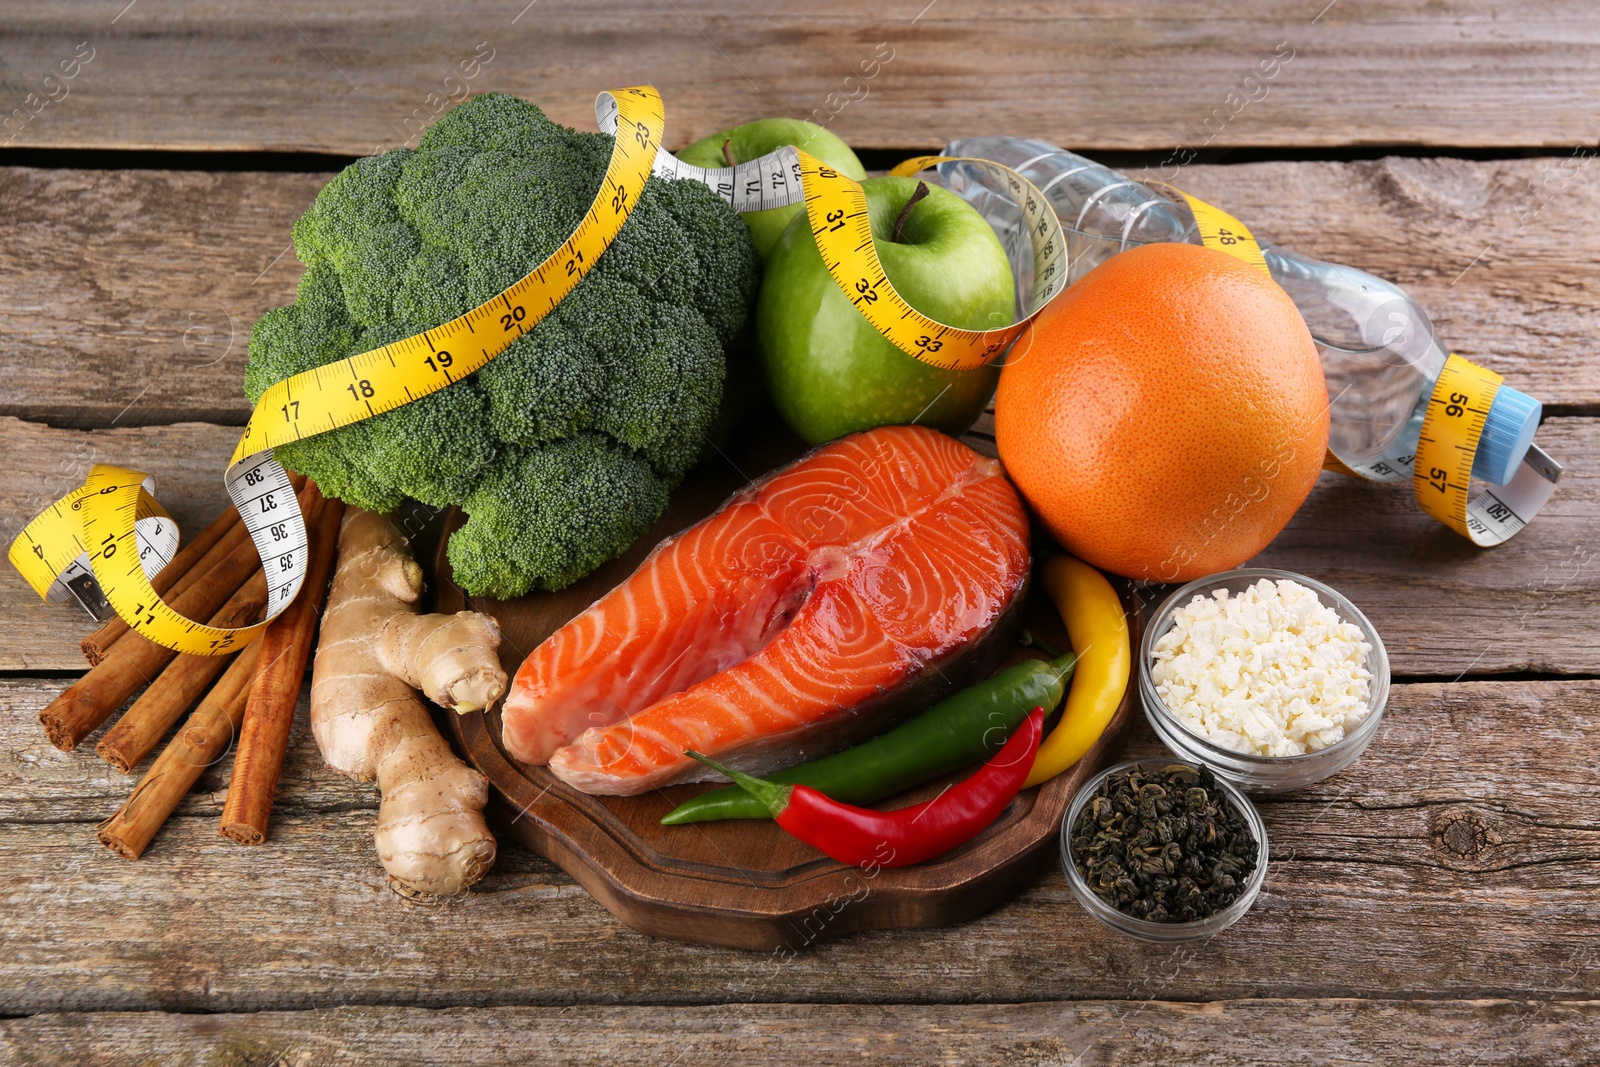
[32,476,345,859]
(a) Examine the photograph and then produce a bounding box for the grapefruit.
[995,242,1328,582]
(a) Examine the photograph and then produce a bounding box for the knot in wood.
[1440,814,1486,856]
[1428,805,1508,870]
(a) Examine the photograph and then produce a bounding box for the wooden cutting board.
[431,425,1138,951]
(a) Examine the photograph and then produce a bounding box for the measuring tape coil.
[9,477,179,620]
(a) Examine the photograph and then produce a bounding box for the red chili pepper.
[687,706,1044,868]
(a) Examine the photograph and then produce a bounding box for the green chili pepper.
[660,652,1076,825]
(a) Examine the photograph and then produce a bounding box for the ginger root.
[311,508,506,896]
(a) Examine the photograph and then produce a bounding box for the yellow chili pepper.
[1024,554,1131,788]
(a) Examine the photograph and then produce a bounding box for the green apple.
[756,177,1015,445]
[678,118,866,257]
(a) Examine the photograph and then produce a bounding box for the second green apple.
[757,177,1015,445]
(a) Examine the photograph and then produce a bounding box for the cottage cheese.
[1150,578,1373,757]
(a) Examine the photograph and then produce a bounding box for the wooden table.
[3,3,1598,1063]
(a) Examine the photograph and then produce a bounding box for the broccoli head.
[244,93,760,597]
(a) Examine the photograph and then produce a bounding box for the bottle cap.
[1473,385,1541,486]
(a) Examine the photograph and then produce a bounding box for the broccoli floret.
[334,321,500,507]
[597,302,725,482]
[244,92,759,597]
[654,177,762,346]
[479,318,605,447]
[447,434,669,599]
[243,263,357,399]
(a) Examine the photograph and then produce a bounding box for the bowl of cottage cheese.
[1140,568,1390,793]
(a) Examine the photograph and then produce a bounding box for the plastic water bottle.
[939,136,1542,486]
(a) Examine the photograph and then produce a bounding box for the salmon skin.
[502,425,1032,795]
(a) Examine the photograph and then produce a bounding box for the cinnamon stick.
[96,640,264,860]
[220,483,344,846]
[96,569,270,773]
[80,506,242,665]
[82,473,304,665]
[40,530,272,752]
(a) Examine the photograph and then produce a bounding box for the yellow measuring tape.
[237,88,664,473]
[8,477,178,619]
[11,87,1066,652]
[1413,354,1561,546]
[801,153,1067,369]
[1163,185,1270,274]
[653,144,1068,368]
[1159,185,1558,546]
[10,87,665,654]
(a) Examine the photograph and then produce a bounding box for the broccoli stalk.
[244,93,760,597]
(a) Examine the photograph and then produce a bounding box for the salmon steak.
[502,425,1032,795]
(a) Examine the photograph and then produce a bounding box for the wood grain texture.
[1220,412,1599,678]
[7,416,1597,675]
[0,678,371,825]
[0,167,322,428]
[4,154,1597,432]
[1,2,1597,153]
[4,999,1598,1067]
[0,5,1593,1048]
[0,677,1595,1013]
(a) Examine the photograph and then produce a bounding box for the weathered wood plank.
[0,678,376,824]
[2,2,1597,153]
[0,678,1594,1013]
[0,168,324,428]
[1251,412,1599,678]
[6,416,1596,675]
[5,999,1598,1067]
[4,156,1599,428]
[1159,155,1600,415]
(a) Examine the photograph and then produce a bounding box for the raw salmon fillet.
[501,425,1031,795]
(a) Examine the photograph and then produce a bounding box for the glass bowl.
[1061,758,1269,942]
[1140,567,1390,794]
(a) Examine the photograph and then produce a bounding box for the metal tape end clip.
[1523,443,1563,485]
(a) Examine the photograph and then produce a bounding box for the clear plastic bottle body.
[941,137,1448,470]
[1263,246,1446,471]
